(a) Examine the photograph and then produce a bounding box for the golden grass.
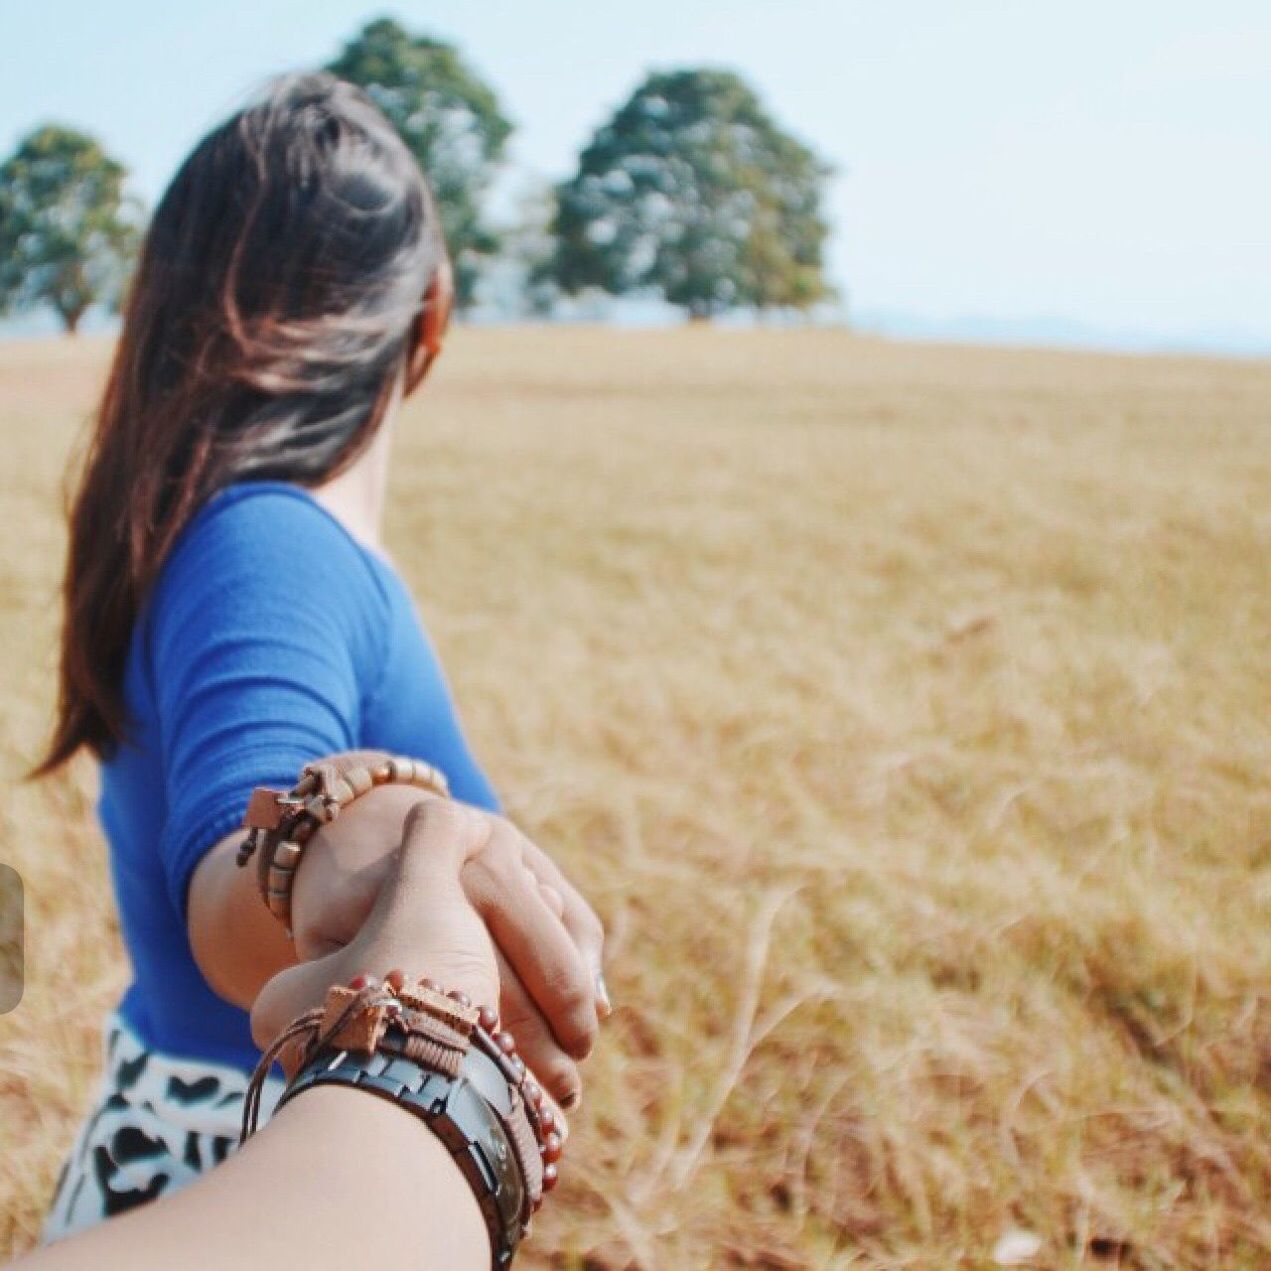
[0,327,1268,1268]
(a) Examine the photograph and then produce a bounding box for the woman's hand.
[285,772,605,1106]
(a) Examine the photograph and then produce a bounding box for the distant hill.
[854,309,1269,358]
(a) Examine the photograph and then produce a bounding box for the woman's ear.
[404,257,455,396]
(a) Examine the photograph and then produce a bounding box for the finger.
[391,799,492,905]
[464,832,599,1060]
[537,881,566,920]
[494,947,580,1116]
[518,837,610,1016]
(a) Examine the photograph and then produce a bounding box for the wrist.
[238,752,451,935]
[257,1086,491,1266]
[188,831,297,1009]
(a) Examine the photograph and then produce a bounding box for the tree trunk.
[59,304,85,336]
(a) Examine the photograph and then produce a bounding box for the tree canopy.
[326,17,513,309]
[0,125,139,334]
[549,69,834,318]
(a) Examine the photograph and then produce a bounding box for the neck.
[311,380,399,549]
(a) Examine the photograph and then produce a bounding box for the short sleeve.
[145,487,388,918]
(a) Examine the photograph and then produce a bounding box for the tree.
[0,125,140,334]
[550,69,834,320]
[504,179,562,317]
[326,17,513,310]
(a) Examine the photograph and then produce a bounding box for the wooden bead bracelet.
[237,751,450,932]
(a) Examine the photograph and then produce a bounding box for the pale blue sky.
[2,1,1269,348]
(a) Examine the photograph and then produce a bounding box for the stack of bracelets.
[237,752,561,1265]
[241,971,562,1268]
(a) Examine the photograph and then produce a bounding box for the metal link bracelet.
[242,971,563,1269]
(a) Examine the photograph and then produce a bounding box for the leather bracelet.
[236,750,450,932]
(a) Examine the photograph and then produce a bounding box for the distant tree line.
[0,17,834,333]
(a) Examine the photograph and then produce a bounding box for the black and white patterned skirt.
[44,1013,284,1241]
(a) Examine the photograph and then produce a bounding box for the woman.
[35,73,605,1238]
[21,800,566,1270]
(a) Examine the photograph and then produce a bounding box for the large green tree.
[0,125,139,334]
[326,17,513,309]
[550,69,834,319]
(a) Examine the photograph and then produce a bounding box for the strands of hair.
[36,74,445,773]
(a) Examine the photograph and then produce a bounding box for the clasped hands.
[257,776,607,1110]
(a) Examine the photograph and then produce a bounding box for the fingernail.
[595,971,612,1018]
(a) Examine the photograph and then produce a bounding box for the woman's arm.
[187,830,296,1006]
[153,495,603,1100]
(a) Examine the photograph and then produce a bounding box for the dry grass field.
[0,327,1268,1268]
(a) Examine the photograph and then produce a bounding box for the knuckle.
[482,830,519,873]
[492,813,519,840]
[412,798,492,853]
[581,909,606,948]
[553,977,593,1021]
[466,805,499,848]
[498,820,531,864]
[419,797,465,834]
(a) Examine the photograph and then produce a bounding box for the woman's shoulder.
[192,480,360,545]
[157,481,393,618]
[180,483,381,575]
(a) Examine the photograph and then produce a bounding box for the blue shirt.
[101,482,498,1072]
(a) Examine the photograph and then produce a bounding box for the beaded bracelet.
[237,751,450,933]
[243,972,562,1267]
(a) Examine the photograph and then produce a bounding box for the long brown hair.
[35,73,445,774]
